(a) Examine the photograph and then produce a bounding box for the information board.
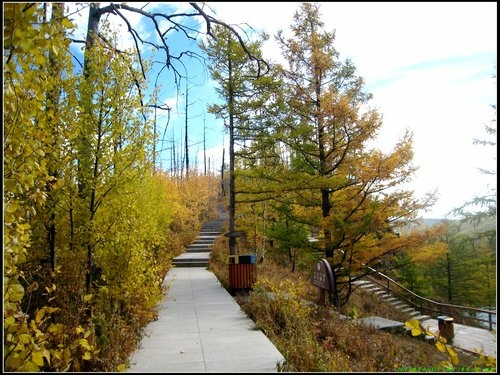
[311,259,334,291]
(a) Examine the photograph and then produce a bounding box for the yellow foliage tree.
[233,3,438,306]
[4,4,98,370]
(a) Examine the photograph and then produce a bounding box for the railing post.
[489,312,492,331]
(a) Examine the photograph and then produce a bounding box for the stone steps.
[172,259,209,268]
[352,279,429,323]
[172,217,225,268]
[353,279,435,341]
[188,242,214,247]
[185,248,212,253]
[198,232,223,236]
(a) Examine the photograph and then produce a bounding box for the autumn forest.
[3,2,496,372]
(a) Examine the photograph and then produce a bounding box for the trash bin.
[229,254,256,290]
[437,316,454,342]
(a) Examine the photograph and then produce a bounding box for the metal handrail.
[362,266,496,331]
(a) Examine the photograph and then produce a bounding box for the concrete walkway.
[126,267,285,373]
[125,268,496,372]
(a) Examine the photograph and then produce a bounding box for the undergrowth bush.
[209,231,495,372]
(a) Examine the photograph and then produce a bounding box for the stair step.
[381,297,398,303]
[173,262,208,267]
[414,315,431,322]
[353,279,439,343]
[186,248,212,253]
[173,259,209,266]
[390,301,408,308]
[173,257,208,261]
[352,280,370,285]
[171,215,225,267]
[357,282,376,288]
[400,307,418,314]
[363,286,382,293]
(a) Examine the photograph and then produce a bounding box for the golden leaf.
[82,351,92,361]
[43,350,51,365]
[436,341,446,353]
[32,351,45,367]
[35,308,45,324]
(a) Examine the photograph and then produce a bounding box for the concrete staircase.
[352,279,444,342]
[172,218,226,268]
[352,279,431,323]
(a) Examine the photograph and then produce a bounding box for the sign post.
[311,259,335,306]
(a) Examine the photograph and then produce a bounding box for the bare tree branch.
[82,2,269,97]
[189,2,269,76]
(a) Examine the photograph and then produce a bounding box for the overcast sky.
[68,2,497,219]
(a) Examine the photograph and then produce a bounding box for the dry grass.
[208,237,492,372]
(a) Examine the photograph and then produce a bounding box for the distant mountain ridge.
[420,218,445,227]
[400,215,496,234]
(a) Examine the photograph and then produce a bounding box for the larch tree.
[75,2,267,172]
[72,2,268,270]
[75,24,157,292]
[424,220,496,308]
[449,84,496,224]
[4,3,265,371]
[200,24,270,256]
[255,2,436,306]
[441,74,496,308]
[20,2,268,294]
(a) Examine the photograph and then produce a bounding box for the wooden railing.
[362,267,496,331]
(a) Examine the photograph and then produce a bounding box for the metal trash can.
[437,316,454,342]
